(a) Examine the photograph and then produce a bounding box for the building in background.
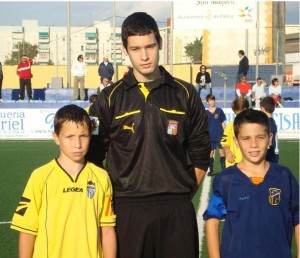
[0,20,122,66]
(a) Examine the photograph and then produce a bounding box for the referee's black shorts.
[114,194,199,258]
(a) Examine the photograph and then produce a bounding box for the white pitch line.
[196,175,212,257]
[0,221,12,225]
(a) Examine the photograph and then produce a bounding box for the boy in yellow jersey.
[204,109,299,258]
[11,104,116,258]
[85,93,98,114]
[221,97,249,167]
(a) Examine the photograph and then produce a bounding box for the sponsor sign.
[0,108,299,140]
[173,1,257,29]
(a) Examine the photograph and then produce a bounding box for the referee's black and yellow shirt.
[88,66,210,198]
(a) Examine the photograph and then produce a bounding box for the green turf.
[0,140,299,258]
[0,141,58,258]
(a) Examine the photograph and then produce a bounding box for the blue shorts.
[210,141,222,150]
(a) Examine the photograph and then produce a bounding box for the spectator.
[236,50,249,84]
[205,94,226,175]
[221,97,249,167]
[88,12,210,258]
[97,77,110,95]
[17,55,33,101]
[260,96,279,163]
[195,65,212,96]
[98,56,114,83]
[269,77,283,107]
[0,62,3,102]
[71,54,87,100]
[252,77,267,108]
[11,104,116,258]
[236,76,252,107]
[123,65,131,76]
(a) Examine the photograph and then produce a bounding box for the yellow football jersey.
[11,159,116,258]
[221,121,242,167]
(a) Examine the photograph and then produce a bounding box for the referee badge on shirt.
[87,181,96,199]
[167,120,178,135]
[269,188,281,205]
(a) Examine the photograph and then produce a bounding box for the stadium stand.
[0,87,298,108]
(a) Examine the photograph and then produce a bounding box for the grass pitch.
[0,140,298,257]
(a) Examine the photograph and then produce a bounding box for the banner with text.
[173,1,257,29]
[0,108,299,140]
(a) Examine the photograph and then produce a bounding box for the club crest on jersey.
[167,120,178,135]
[269,188,281,205]
[214,114,219,119]
[87,181,96,199]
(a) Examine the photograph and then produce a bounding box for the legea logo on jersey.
[87,181,96,199]
[269,188,281,205]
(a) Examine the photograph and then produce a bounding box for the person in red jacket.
[17,55,33,101]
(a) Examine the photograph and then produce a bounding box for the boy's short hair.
[260,96,276,114]
[206,94,215,102]
[89,94,98,104]
[231,97,249,113]
[238,50,245,56]
[54,104,92,136]
[256,77,262,81]
[234,108,270,137]
[121,12,162,50]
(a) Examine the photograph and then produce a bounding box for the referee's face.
[53,121,91,165]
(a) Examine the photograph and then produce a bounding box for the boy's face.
[234,123,272,165]
[207,98,216,107]
[53,121,91,164]
[123,32,161,82]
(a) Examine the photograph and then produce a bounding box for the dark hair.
[271,78,278,85]
[121,12,162,50]
[206,94,215,102]
[256,77,262,81]
[234,108,270,137]
[54,105,92,135]
[231,97,249,113]
[77,55,83,61]
[238,50,245,56]
[260,96,276,114]
[89,94,98,104]
[200,65,206,70]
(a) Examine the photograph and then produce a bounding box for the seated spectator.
[269,78,283,107]
[195,65,212,96]
[236,76,252,107]
[251,77,267,108]
[97,77,111,95]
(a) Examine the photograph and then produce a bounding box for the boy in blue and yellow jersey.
[260,96,279,163]
[205,94,226,175]
[204,109,299,258]
[11,104,116,258]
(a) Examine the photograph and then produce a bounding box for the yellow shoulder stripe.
[108,81,123,108]
[174,79,189,98]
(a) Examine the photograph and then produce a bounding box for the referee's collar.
[122,66,178,90]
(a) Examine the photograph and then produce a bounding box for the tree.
[4,42,38,65]
[184,37,203,63]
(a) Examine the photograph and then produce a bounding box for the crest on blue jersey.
[269,188,281,205]
[87,181,96,199]
[214,114,219,119]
